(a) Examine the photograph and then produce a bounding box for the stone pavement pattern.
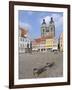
[19,51,63,79]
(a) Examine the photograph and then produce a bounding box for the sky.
[18,10,63,40]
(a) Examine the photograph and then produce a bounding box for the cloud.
[40,16,50,24]
[19,22,31,30]
[44,16,50,24]
[40,13,63,39]
[40,13,63,29]
[51,14,63,28]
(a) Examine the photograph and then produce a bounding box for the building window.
[47,29,49,32]
[43,29,44,33]
[20,44,22,47]
[42,29,45,36]
[20,38,22,41]
[51,27,53,31]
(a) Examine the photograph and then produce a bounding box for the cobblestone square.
[19,51,63,79]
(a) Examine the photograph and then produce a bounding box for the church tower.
[41,17,55,38]
[47,17,55,38]
[41,19,47,37]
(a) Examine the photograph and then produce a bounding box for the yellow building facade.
[45,38,54,49]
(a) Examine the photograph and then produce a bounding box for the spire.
[42,19,46,24]
[50,17,54,24]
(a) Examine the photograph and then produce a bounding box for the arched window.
[47,30,49,32]
[42,29,45,36]
[51,27,53,32]
[43,29,44,33]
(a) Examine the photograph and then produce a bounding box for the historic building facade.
[32,17,58,52]
[19,27,31,53]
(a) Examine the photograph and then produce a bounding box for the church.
[32,17,58,52]
[41,17,55,38]
[40,17,58,51]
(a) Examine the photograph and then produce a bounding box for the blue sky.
[18,10,63,40]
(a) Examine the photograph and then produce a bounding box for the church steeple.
[41,19,47,37]
[50,17,54,24]
[48,17,55,37]
[42,19,46,25]
[41,17,55,38]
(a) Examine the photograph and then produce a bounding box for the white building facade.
[19,37,30,53]
[18,27,31,53]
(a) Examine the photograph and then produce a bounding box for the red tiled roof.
[32,35,53,45]
[19,27,28,37]
[35,36,52,42]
